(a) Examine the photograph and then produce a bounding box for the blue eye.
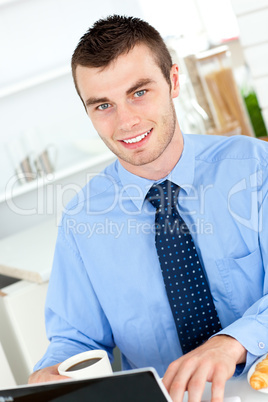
[98,103,110,110]
[134,90,146,97]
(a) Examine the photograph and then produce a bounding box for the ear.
[170,64,180,98]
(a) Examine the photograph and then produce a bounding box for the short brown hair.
[71,15,173,96]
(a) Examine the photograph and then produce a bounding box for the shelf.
[0,65,71,99]
[0,151,115,204]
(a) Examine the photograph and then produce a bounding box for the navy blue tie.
[146,180,221,354]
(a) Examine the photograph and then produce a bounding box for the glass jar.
[195,46,254,137]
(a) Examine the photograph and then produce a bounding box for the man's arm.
[163,335,246,402]
[32,220,115,376]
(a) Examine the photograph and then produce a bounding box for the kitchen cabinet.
[0,219,56,385]
[0,341,16,389]
[0,279,49,385]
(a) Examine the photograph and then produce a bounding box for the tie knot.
[146,180,179,212]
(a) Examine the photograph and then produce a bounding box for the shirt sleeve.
[34,217,115,371]
[218,297,268,374]
[217,169,268,375]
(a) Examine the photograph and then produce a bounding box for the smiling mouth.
[122,129,152,144]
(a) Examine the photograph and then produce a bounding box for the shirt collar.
[117,133,195,211]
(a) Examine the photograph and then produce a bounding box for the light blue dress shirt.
[35,133,268,378]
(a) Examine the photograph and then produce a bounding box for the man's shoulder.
[189,133,268,166]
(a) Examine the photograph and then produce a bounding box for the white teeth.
[123,129,151,144]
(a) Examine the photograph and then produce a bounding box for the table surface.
[182,373,268,401]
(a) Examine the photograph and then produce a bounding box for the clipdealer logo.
[65,217,213,238]
[227,170,263,232]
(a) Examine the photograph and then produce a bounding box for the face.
[75,44,182,178]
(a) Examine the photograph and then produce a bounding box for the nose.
[116,103,141,132]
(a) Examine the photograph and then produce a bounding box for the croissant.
[255,358,268,373]
[250,355,268,390]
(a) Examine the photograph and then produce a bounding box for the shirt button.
[258,342,265,349]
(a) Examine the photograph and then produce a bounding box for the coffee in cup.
[65,357,102,372]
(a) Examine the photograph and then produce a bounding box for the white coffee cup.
[58,350,113,380]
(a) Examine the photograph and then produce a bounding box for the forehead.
[75,44,164,100]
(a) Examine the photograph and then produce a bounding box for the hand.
[162,335,246,402]
[28,363,70,384]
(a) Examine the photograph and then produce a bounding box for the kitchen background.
[0,0,268,238]
[0,0,268,388]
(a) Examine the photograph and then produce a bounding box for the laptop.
[0,368,172,401]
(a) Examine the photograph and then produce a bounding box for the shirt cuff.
[217,316,268,375]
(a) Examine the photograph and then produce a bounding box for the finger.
[28,363,70,384]
[49,374,71,382]
[168,376,187,402]
[48,363,61,375]
[210,370,226,402]
[29,373,65,384]
[168,361,197,402]
[187,367,209,402]
[50,363,71,380]
[162,360,181,391]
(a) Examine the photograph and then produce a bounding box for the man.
[29,15,268,402]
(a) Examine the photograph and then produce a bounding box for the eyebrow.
[126,78,156,96]
[85,78,156,108]
[85,96,110,108]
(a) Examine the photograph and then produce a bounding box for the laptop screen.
[0,368,172,402]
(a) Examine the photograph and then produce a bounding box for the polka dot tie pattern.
[146,180,221,354]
